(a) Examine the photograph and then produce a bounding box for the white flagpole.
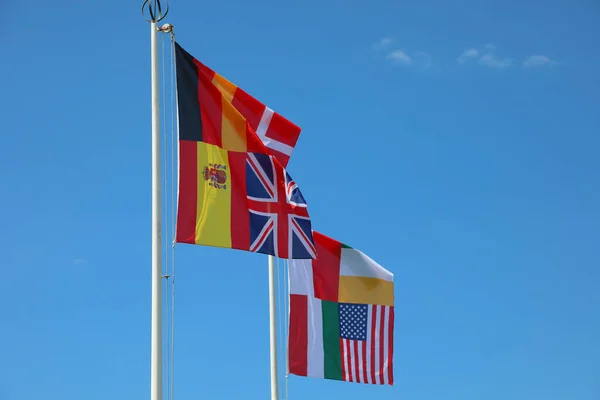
[150,18,163,400]
[143,2,169,400]
[268,255,279,400]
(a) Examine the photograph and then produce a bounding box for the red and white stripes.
[341,304,394,385]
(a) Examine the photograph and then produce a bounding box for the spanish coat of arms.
[202,163,227,189]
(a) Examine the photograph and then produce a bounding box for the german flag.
[175,42,302,167]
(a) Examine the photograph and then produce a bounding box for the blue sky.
[1,0,599,399]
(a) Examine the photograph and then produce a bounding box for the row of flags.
[174,41,395,385]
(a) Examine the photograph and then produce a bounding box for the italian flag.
[288,231,394,385]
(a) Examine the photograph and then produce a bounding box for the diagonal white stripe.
[247,154,276,196]
[249,215,275,254]
[290,217,317,259]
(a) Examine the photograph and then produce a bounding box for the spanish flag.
[176,139,317,259]
[175,42,301,167]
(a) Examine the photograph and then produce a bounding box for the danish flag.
[253,105,300,167]
[246,153,316,259]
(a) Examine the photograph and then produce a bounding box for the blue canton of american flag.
[245,152,316,259]
[339,303,394,385]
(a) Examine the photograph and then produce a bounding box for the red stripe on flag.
[195,60,216,80]
[246,155,275,197]
[388,306,394,385]
[378,306,386,384]
[250,219,274,252]
[346,339,352,382]
[353,341,360,383]
[291,218,316,256]
[229,89,268,154]
[338,304,393,385]
[288,294,308,377]
[228,151,250,251]
[340,339,347,381]
[231,90,295,163]
[311,232,341,302]
[245,124,270,154]
[362,341,368,384]
[267,147,290,168]
[195,60,222,148]
[265,112,301,148]
[231,88,264,132]
[370,305,378,384]
[175,140,198,244]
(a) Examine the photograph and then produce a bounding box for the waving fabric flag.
[288,231,394,384]
[176,140,316,259]
[175,42,301,167]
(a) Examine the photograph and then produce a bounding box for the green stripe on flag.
[321,300,343,380]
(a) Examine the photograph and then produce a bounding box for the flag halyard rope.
[169,26,176,400]
[158,22,176,400]
[160,29,172,400]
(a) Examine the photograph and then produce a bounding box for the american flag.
[245,152,316,259]
[339,303,394,385]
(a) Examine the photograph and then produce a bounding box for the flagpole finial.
[142,0,169,23]
[158,23,173,33]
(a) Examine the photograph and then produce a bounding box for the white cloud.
[372,37,392,50]
[522,55,555,68]
[374,41,555,71]
[457,48,479,64]
[415,51,432,69]
[458,45,512,68]
[386,50,412,65]
[379,47,431,68]
[479,53,512,68]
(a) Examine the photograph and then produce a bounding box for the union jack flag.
[246,153,316,259]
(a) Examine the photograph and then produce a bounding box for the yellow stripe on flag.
[211,74,247,152]
[195,142,232,247]
[212,73,237,102]
[221,98,247,152]
[338,276,394,306]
